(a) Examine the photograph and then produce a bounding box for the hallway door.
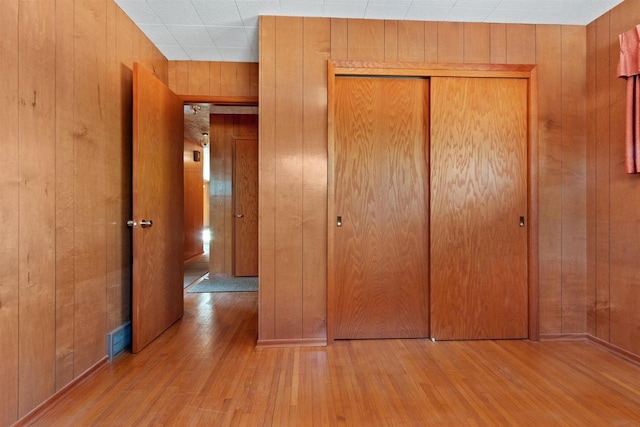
[233,138,258,276]
[333,76,430,339]
[132,63,184,353]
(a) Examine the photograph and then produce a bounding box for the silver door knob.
[126,220,138,228]
[235,214,244,218]
[140,219,153,228]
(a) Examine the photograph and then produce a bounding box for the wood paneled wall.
[587,0,640,357]
[0,1,168,424]
[168,61,258,97]
[259,17,587,345]
[184,138,204,260]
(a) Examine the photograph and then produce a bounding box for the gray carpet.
[188,274,258,293]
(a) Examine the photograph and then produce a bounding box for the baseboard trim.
[540,333,640,366]
[256,338,327,348]
[13,356,109,427]
[539,333,590,342]
[586,335,640,366]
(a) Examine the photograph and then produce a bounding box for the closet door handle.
[519,216,525,227]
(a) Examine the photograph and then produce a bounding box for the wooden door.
[233,138,258,276]
[132,63,184,353]
[430,76,528,340]
[333,77,430,339]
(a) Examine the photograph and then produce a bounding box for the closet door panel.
[430,76,528,340]
[334,76,430,339]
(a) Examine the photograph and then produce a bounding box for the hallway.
[28,291,640,425]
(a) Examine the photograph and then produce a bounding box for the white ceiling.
[115,0,623,63]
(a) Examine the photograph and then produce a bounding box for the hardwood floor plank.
[31,292,640,426]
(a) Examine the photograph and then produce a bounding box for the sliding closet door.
[430,77,528,340]
[333,77,430,339]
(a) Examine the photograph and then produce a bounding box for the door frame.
[326,60,539,344]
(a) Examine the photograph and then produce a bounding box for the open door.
[131,63,184,353]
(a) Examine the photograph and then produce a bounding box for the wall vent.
[107,321,131,362]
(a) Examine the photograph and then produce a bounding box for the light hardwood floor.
[31,292,640,426]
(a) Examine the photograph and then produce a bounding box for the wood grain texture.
[586,22,597,336]
[536,25,563,335]
[0,1,172,422]
[274,16,304,339]
[188,61,210,95]
[109,4,136,333]
[334,77,429,339]
[398,21,424,62]
[437,22,463,63]
[506,24,536,64]
[184,137,204,260]
[54,0,76,393]
[259,15,277,341]
[384,21,398,62]
[330,18,348,60]
[490,24,507,64]
[132,63,184,353]
[430,77,529,340]
[424,22,438,62]
[210,115,232,275]
[73,0,108,375]
[31,292,640,426]
[464,23,491,64]
[260,15,592,352]
[607,1,640,357]
[347,19,385,61]
[233,139,259,276]
[18,0,57,417]
[594,14,611,342]
[302,18,330,339]
[0,0,19,424]
[561,25,587,333]
[167,61,258,97]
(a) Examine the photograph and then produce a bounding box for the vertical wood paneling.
[302,18,330,339]
[209,62,221,95]
[437,22,463,63]
[398,21,425,62]
[221,62,252,96]
[424,22,438,62]
[464,23,491,64]
[18,0,57,416]
[536,25,563,334]
[608,1,640,356]
[384,21,398,62]
[586,22,597,336]
[169,61,189,94]
[54,0,76,393]
[184,137,203,259]
[330,18,348,60]
[209,115,233,275]
[594,14,611,341]
[249,62,259,97]
[0,1,19,423]
[105,0,119,337]
[348,19,385,61]
[274,16,304,339]
[506,24,536,64]
[74,0,108,374]
[490,24,507,64]
[189,62,210,95]
[259,15,277,341]
[112,1,135,332]
[561,25,587,333]
[0,1,173,421]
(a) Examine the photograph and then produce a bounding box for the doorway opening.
[182,102,259,293]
